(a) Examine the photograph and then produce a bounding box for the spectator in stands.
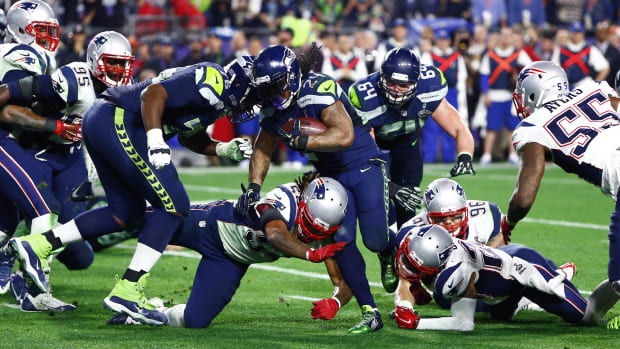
[595,21,620,88]
[342,0,377,27]
[547,0,586,27]
[255,0,289,30]
[472,0,507,28]
[479,27,531,165]
[316,0,345,28]
[56,24,87,67]
[133,36,153,77]
[143,36,177,74]
[354,30,379,74]
[392,0,439,20]
[438,0,472,20]
[205,0,232,27]
[538,30,556,61]
[375,18,412,71]
[507,0,546,27]
[225,31,250,65]
[584,0,614,32]
[179,34,208,67]
[136,0,168,38]
[469,24,487,72]
[248,36,264,56]
[277,27,294,48]
[322,34,367,93]
[421,29,468,163]
[171,0,206,30]
[367,3,386,34]
[204,32,225,66]
[552,21,609,88]
[83,0,129,29]
[521,27,541,61]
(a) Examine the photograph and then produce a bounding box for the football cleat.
[348,305,383,334]
[0,245,15,294]
[9,271,28,303]
[608,316,620,330]
[71,180,95,202]
[103,273,168,326]
[559,262,577,282]
[21,292,76,312]
[378,252,398,293]
[9,234,53,293]
[107,312,143,325]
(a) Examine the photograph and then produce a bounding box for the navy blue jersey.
[259,72,379,173]
[102,63,229,138]
[348,66,447,143]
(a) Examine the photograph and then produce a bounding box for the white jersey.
[402,200,502,245]
[0,43,51,80]
[50,61,98,117]
[219,183,328,264]
[512,80,620,200]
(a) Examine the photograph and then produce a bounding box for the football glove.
[216,138,253,161]
[235,183,261,219]
[410,280,432,306]
[500,215,515,244]
[45,119,82,142]
[389,182,422,213]
[306,242,347,263]
[394,306,421,329]
[278,119,309,151]
[450,152,476,177]
[146,129,171,170]
[311,297,340,320]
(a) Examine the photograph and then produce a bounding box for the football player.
[236,44,393,333]
[348,48,475,231]
[503,61,620,325]
[9,57,256,325]
[108,175,350,328]
[0,31,137,311]
[392,225,620,331]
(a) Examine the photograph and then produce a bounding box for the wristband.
[505,216,517,226]
[397,300,414,310]
[297,134,309,151]
[44,118,60,133]
[332,297,341,308]
[305,249,311,260]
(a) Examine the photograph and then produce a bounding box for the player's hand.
[311,298,340,320]
[450,152,476,177]
[394,306,421,329]
[394,185,423,212]
[54,121,82,142]
[235,183,261,219]
[306,242,347,263]
[146,129,171,170]
[216,138,253,161]
[278,119,308,151]
[500,215,515,244]
[410,280,432,306]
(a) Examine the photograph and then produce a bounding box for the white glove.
[216,137,253,161]
[146,128,171,170]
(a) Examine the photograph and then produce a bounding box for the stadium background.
[1,0,620,347]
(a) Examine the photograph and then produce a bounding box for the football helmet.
[252,45,301,110]
[615,69,620,96]
[224,55,257,123]
[423,178,468,239]
[295,177,348,242]
[6,0,59,51]
[0,9,7,43]
[379,48,420,106]
[513,61,569,120]
[395,225,455,281]
[87,31,135,87]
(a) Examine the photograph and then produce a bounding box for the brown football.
[280,117,327,136]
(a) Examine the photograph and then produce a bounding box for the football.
[280,117,327,136]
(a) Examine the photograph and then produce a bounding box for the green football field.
[1,163,619,348]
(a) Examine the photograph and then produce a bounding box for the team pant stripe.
[113,107,176,212]
[0,146,51,215]
[563,284,587,315]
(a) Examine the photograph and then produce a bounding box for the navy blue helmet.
[252,45,301,110]
[224,55,257,123]
[379,48,420,106]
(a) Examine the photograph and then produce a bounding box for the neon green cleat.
[348,305,383,334]
[379,252,398,293]
[103,274,167,326]
[9,234,54,293]
[608,316,620,329]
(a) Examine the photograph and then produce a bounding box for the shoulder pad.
[256,184,299,228]
[298,73,338,108]
[3,44,47,75]
[435,262,470,299]
[194,64,226,108]
[416,65,448,104]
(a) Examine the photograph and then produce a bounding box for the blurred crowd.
[22,0,620,166]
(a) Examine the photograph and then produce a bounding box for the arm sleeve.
[6,75,65,110]
[416,297,476,331]
[259,206,287,230]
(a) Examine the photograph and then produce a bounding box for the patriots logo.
[425,189,436,203]
[15,2,38,11]
[310,178,325,200]
[416,225,432,237]
[52,79,64,93]
[517,68,545,84]
[454,183,464,197]
[16,55,35,65]
[437,244,455,263]
[93,35,109,47]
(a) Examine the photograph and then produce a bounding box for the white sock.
[31,213,58,235]
[164,304,186,327]
[53,220,83,245]
[128,243,162,273]
[583,279,620,324]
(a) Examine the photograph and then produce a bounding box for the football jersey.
[402,200,502,244]
[50,62,98,117]
[259,72,379,173]
[102,63,228,138]
[217,183,328,264]
[512,81,620,200]
[348,65,447,143]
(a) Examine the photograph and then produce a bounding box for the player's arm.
[311,257,353,320]
[0,104,81,142]
[301,100,354,152]
[140,83,167,132]
[177,131,217,155]
[506,142,547,227]
[486,233,506,248]
[394,277,415,308]
[248,128,280,186]
[610,96,620,111]
[431,99,474,157]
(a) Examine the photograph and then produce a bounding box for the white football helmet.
[294,177,348,242]
[6,0,59,51]
[513,61,569,120]
[423,178,468,239]
[395,225,455,281]
[87,31,135,87]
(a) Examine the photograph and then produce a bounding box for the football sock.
[378,229,397,258]
[335,242,377,308]
[165,304,186,327]
[73,206,123,241]
[123,268,147,283]
[126,242,162,277]
[583,279,620,324]
[609,201,620,281]
[43,230,64,250]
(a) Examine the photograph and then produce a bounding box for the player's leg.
[608,192,620,291]
[388,134,423,228]
[0,198,19,245]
